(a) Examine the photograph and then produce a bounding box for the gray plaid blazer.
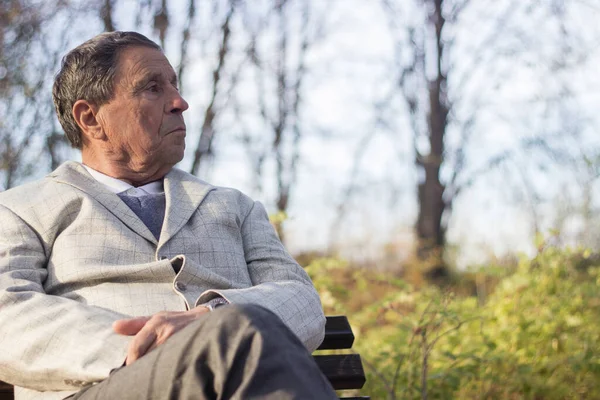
[0,161,325,400]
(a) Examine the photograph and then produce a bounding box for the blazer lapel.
[49,161,158,244]
[159,168,215,247]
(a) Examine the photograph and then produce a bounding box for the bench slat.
[320,316,355,350]
[314,354,366,390]
[0,381,12,400]
[339,398,371,400]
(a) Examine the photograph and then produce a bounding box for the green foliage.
[307,246,600,399]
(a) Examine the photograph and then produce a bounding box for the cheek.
[99,108,127,138]
[133,113,166,154]
[137,105,163,133]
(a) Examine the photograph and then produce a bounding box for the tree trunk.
[100,0,115,32]
[415,0,449,278]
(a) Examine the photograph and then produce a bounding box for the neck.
[82,148,169,187]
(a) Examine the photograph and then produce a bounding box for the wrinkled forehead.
[114,45,177,87]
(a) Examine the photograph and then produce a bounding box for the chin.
[167,148,186,166]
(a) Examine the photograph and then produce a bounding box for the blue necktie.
[117,193,166,240]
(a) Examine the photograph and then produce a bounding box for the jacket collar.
[161,167,215,246]
[49,161,215,247]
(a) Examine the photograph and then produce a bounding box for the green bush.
[306,246,600,399]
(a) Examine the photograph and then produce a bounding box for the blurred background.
[2,0,600,398]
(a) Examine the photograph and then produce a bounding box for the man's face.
[95,46,189,178]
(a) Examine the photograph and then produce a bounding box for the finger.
[126,325,158,365]
[113,317,150,335]
[128,316,188,361]
[144,339,161,355]
[195,305,211,315]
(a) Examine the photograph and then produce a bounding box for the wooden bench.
[316,316,369,399]
[0,315,368,399]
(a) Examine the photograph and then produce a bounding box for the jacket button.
[175,281,186,291]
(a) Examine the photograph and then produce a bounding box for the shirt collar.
[83,164,164,197]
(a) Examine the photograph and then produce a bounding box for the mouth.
[168,126,186,135]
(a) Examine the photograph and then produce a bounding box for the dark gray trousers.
[71,305,337,400]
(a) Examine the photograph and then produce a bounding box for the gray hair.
[52,31,161,148]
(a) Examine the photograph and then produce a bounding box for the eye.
[146,83,160,93]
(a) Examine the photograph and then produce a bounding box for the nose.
[167,87,189,114]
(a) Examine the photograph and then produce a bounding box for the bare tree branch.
[189,0,236,176]
[154,0,169,50]
[100,0,115,32]
[177,0,196,93]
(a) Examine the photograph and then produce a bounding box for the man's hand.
[113,306,210,365]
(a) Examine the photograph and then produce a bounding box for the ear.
[72,100,105,142]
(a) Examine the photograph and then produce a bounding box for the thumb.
[113,317,150,335]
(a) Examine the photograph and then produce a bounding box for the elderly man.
[0,31,336,400]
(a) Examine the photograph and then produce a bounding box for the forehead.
[114,46,175,84]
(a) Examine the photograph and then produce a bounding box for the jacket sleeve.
[0,205,130,391]
[197,200,326,352]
